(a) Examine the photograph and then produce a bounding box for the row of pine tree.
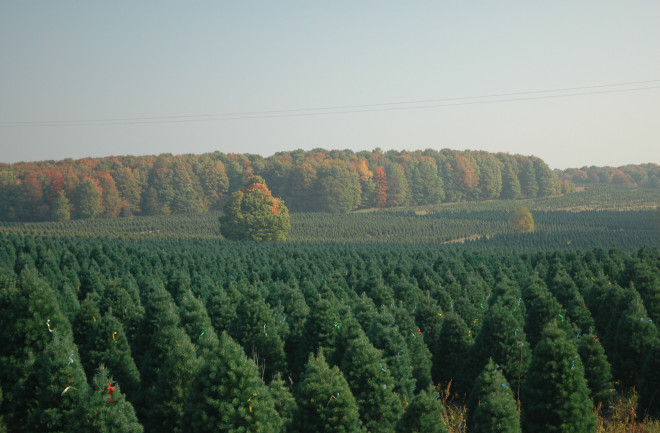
[1,234,659,432]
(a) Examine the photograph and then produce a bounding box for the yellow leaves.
[509,206,535,233]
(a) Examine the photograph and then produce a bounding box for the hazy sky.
[1,2,659,169]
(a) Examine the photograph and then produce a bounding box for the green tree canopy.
[219,176,290,242]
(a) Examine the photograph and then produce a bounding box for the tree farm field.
[1,184,657,250]
[1,183,660,433]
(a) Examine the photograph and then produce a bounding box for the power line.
[2,79,660,127]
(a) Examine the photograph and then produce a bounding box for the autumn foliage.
[509,206,535,233]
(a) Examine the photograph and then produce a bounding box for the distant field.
[0,184,658,251]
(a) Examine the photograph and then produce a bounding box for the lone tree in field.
[219,176,290,242]
[509,206,534,233]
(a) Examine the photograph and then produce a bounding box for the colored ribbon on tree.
[61,386,73,396]
[380,362,387,372]
[112,331,118,344]
[107,382,116,403]
[199,329,206,340]
[67,353,74,366]
[46,319,53,333]
[248,393,257,412]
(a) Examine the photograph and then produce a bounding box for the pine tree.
[431,312,472,394]
[0,268,72,430]
[137,293,201,433]
[82,312,141,398]
[25,332,90,432]
[73,366,144,433]
[230,289,287,381]
[341,331,402,433]
[294,350,363,433]
[395,388,449,433]
[182,332,282,433]
[521,322,595,433]
[367,308,416,398]
[521,276,563,348]
[467,359,521,433]
[467,302,530,403]
[391,303,433,393]
[639,341,660,419]
[611,290,658,388]
[0,384,6,433]
[268,374,297,433]
[576,333,613,406]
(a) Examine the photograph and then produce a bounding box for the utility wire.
[2,79,659,127]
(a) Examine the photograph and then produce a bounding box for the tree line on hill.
[0,148,562,222]
[0,234,659,432]
[559,163,660,188]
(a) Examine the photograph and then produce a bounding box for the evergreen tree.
[341,331,402,433]
[294,350,363,433]
[0,384,6,433]
[522,276,564,348]
[182,332,282,433]
[136,289,201,433]
[0,268,72,430]
[391,303,433,393]
[639,341,660,419]
[177,289,220,356]
[74,366,144,433]
[467,359,521,433]
[268,374,297,433]
[368,308,416,398]
[521,322,595,433]
[467,301,530,403]
[24,332,90,432]
[82,312,141,399]
[576,333,613,406]
[230,289,287,381]
[395,388,449,433]
[431,312,472,394]
[611,290,658,388]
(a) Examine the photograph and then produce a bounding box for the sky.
[1,1,659,169]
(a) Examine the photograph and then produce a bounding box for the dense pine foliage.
[0,230,659,431]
